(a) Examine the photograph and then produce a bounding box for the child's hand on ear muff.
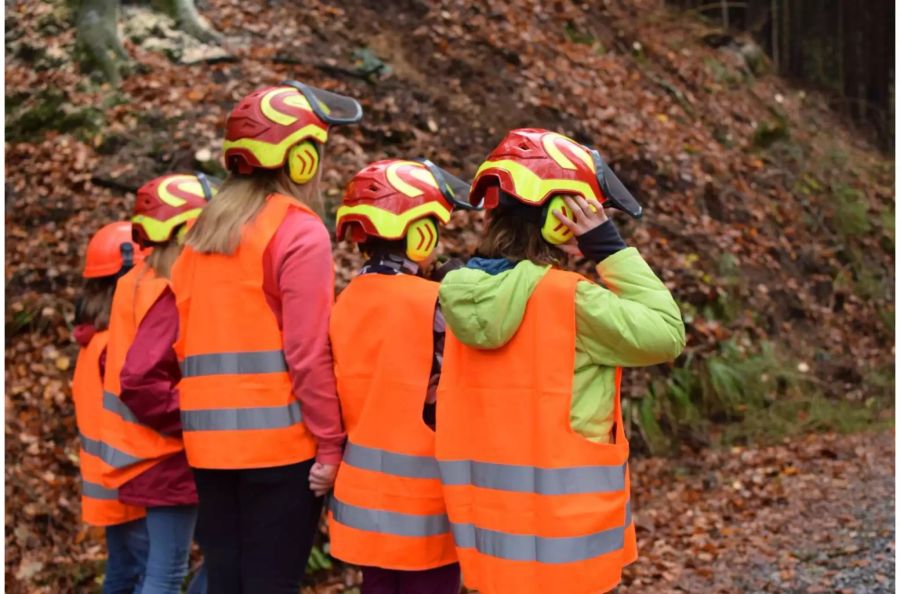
[554,196,608,237]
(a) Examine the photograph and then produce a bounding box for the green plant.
[633,340,817,453]
[563,22,595,45]
[752,117,790,149]
[830,185,871,238]
[306,543,334,575]
[634,390,668,455]
[703,57,744,87]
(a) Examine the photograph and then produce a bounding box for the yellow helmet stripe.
[336,202,451,239]
[260,88,314,126]
[222,124,328,169]
[542,133,595,172]
[132,209,203,243]
[474,159,600,204]
[159,175,204,207]
[385,161,439,197]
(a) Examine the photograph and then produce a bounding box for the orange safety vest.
[100,262,184,488]
[172,194,318,469]
[72,331,145,526]
[435,269,636,594]
[328,273,457,570]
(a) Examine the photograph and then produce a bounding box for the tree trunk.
[74,0,127,85]
[153,0,222,43]
[770,0,778,70]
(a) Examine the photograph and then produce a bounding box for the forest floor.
[620,429,895,593]
[302,430,896,593]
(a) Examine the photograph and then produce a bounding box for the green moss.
[5,88,103,142]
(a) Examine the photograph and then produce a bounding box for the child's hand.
[309,462,338,497]
[553,196,608,237]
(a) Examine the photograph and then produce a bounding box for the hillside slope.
[5,0,894,590]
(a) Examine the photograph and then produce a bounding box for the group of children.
[70,80,685,594]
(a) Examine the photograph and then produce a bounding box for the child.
[73,221,148,593]
[171,81,360,593]
[435,129,686,594]
[328,159,474,594]
[100,173,215,593]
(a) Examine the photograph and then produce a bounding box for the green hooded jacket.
[438,247,686,442]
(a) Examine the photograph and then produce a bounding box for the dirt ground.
[621,430,895,593]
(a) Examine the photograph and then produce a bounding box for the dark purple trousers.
[361,563,461,594]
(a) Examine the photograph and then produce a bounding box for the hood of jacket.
[438,259,550,350]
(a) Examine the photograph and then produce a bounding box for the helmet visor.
[280,80,364,126]
[591,150,643,219]
[415,159,480,211]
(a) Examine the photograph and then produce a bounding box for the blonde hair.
[145,239,183,279]
[186,160,323,256]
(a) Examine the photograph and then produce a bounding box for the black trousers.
[193,458,323,594]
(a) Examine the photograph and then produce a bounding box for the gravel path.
[622,430,895,593]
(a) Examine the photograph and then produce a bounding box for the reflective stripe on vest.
[331,497,450,538]
[438,459,626,495]
[81,433,143,469]
[328,273,457,570]
[180,350,288,377]
[345,441,441,480]
[102,391,140,425]
[82,479,119,500]
[181,401,302,431]
[173,194,318,469]
[450,501,632,564]
[72,331,146,527]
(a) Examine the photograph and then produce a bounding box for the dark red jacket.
[117,288,197,507]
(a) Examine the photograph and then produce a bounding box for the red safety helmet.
[336,159,473,261]
[83,221,144,278]
[469,128,643,218]
[223,81,363,177]
[131,173,216,246]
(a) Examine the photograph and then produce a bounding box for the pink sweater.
[261,209,346,465]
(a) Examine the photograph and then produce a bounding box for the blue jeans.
[104,518,149,594]
[139,505,198,594]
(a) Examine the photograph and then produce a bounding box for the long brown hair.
[77,276,118,330]
[145,238,182,279]
[186,161,323,256]
[477,205,565,266]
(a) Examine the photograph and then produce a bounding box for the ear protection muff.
[405,218,439,262]
[540,195,576,245]
[287,140,320,184]
[539,195,600,245]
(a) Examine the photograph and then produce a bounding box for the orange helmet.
[336,159,473,261]
[131,173,217,246]
[469,128,643,218]
[83,221,144,278]
[223,80,363,179]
